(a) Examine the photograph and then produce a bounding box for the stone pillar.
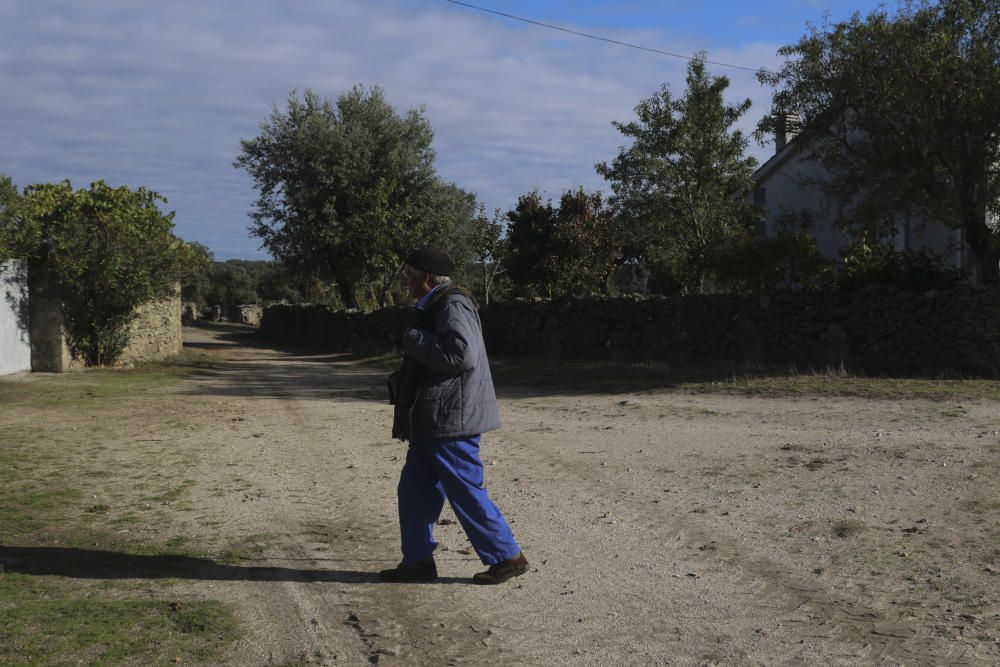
[28,260,72,372]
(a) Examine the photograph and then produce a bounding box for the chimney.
[774,112,801,152]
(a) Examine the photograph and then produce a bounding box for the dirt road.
[32,324,1000,665]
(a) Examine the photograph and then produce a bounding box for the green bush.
[23,180,197,366]
[712,231,834,293]
[838,236,965,291]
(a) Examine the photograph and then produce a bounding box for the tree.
[180,242,214,306]
[22,180,196,366]
[550,188,620,295]
[757,0,1000,284]
[182,255,313,309]
[505,188,618,298]
[504,191,557,298]
[0,175,35,261]
[596,55,759,294]
[470,205,509,305]
[235,86,476,308]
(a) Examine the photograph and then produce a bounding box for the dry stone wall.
[228,304,263,327]
[259,287,1000,377]
[28,270,182,371]
[119,290,182,364]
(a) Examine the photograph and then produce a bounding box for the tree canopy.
[504,188,618,298]
[597,56,759,294]
[235,86,477,308]
[181,253,310,309]
[22,181,200,365]
[757,0,1000,284]
[0,175,34,262]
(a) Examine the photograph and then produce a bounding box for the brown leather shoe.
[473,552,529,585]
[378,557,437,582]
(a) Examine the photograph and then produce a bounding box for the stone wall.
[228,304,263,327]
[28,260,72,372]
[118,289,182,364]
[260,304,411,357]
[28,268,182,371]
[259,287,1000,377]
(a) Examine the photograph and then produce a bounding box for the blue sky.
[1,0,890,260]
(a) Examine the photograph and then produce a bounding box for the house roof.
[751,134,808,186]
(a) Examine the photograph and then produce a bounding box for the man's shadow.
[0,546,467,584]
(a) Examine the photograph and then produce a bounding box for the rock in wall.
[118,288,183,364]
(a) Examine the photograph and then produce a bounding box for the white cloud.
[1,0,785,259]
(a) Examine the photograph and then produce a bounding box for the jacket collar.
[415,284,446,310]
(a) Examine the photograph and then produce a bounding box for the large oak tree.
[235,86,475,308]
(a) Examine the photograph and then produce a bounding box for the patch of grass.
[218,534,273,564]
[678,376,1000,401]
[0,349,213,409]
[142,479,196,504]
[0,574,240,664]
[491,357,1000,400]
[0,445,82,538]
[132,348,216,373]
[832,519,866,539]
[166,536,192,550]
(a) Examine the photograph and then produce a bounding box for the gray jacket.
[397,288,501,441]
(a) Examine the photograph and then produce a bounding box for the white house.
[750,118,981,279]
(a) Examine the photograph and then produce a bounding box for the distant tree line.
[180,245,310,309]
[4,1,995,349]
[233,0,997,306]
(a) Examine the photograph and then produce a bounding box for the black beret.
[405,246,453,276]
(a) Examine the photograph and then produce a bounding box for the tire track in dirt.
[186,330,504,665]
[181,337,372,665]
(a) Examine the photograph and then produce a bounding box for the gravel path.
[155,325,1000,665]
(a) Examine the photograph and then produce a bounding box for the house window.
[753,187,766,207]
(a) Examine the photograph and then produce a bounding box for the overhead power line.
[443,0,771,75]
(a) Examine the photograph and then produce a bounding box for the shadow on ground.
[176,322,770,402]
[181,321,705,401]
[0,546,467,585]
[182,321,992,402]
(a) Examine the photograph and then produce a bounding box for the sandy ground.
[11,323,1000,665]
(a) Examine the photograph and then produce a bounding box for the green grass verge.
[0,349,215,408]
[0,574,239,666]
[0,353,243,664]
[676,375,1000,401]
[491,357,1000,401]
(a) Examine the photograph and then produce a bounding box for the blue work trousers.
[398,436,520,566]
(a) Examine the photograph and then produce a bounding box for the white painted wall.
[754,144,974,270]
[0,259,31,375]
[755,147,851,260]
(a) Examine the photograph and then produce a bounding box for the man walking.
[380,246,528,585]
